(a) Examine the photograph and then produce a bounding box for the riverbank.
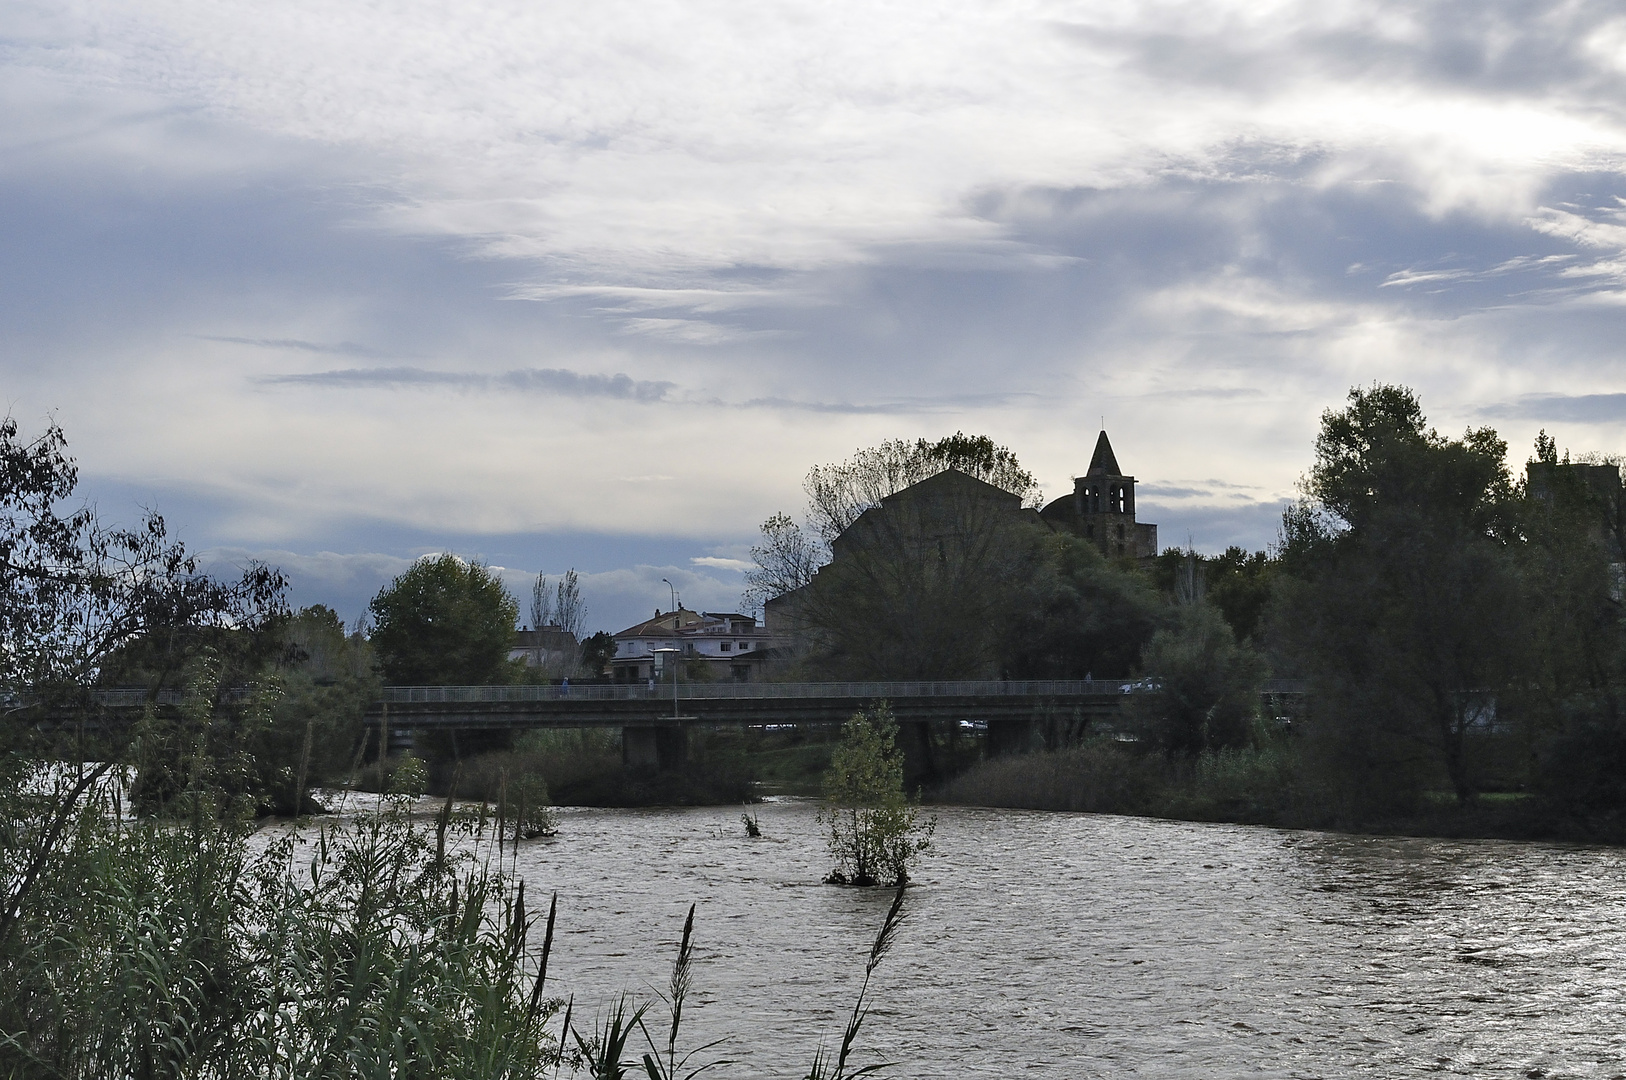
[935,740,1626,846]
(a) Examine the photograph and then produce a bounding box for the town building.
[1039,430,1158,559]
[509,625,579,672]
[609,608,780,682]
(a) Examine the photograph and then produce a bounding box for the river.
[492,798,1624,1078]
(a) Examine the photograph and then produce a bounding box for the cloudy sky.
[4,0,1625,633]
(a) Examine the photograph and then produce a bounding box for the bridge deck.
[72,680,1306,731]
[363,680,1305,730]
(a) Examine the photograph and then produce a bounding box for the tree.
[553,569,585,640]
[531,569,585,640]
[1002,530,1165,679]
[1150,545,1277,644]
[266,605,378,810]
[1,415,285,704]
[817,703,933,886]
[1135,603,1267,756]
[579,630,616,675]
[804,431,1042,544]
[368,555,518,685]
[1272,385,1525,810]
[741,513,823,614]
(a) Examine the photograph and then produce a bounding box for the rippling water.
[480,800,1626,1078]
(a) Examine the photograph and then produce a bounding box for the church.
[1039,431,1158,559]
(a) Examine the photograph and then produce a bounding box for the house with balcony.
[609,608,781,682]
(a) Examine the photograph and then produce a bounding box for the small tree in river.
[818,703,933,886]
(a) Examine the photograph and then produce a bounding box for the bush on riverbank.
[433,727,757,807]
[937,738,1626,843]
[937,738,1295,823]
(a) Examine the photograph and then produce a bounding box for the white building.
[609,609,780,682]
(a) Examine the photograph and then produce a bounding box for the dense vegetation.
[930,389,1626,838]
[0,417,909,1078]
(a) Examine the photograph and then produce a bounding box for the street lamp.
[660,578,677,615]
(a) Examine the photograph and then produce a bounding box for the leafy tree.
[1134,602,1267,755]
[1151,546,1277,644]
[266,605,378,810]
[369,555,519,685]
[2,415,287,819]
[579,630,617,676]
[818,703,933,886]
[1512,432,1626,820]
[1003,530,1165,679]
[1,415,284,705]
[1272,385,1525,810]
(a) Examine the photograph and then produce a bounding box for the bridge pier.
[622,724,688,771]
[898,720,939,788]
[986,717,1036,757]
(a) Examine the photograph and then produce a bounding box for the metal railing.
[80,679,1307,710]
[376,679,1307,704]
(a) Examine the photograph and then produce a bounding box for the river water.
[496,799,1624,1079]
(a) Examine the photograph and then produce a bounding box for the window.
[721,642,732,651]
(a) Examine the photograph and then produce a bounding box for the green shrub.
[818,703,933,886]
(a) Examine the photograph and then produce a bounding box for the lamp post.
[660,578,677,616]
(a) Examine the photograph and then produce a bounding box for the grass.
[0,757,911,1079]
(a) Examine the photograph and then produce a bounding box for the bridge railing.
[375,679,1307,704]
[81,679,1306,711]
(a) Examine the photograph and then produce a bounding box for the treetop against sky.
[4,0,1626,632]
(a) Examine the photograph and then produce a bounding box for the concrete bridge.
[367,679,1308,770]
[75,679,1306,773]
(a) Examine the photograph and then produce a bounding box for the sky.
[4,0,1626,634]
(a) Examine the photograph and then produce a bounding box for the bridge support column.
[622,725,688,771]
[986,717,1036,757]
[899,721,938,788]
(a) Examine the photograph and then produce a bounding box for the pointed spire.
[1086,430,1121,476]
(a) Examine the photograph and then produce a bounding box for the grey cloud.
[1141,500,1289,555]
[1051,0,1626,105]
[258,365,1032,413]
[732,392,1040,415]
[202,335,393,357]
[1479,394,1626,423]
[262,366,676,402]
[1136,387,1266,402]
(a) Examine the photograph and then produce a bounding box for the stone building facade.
[1038,430,1158,558]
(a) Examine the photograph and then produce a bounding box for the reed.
[805,884,907,1080]
[1,760,907,1079]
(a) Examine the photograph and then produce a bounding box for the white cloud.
[691,556,752,572]
[7,0,1626,584]
[11,0,1626,285]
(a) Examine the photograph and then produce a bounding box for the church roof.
[878,466,1019,508]
[1086,431,1122,476]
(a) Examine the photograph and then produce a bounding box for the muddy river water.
[488,799,1626,1078]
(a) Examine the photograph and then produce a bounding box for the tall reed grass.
[1,761,907,1079]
